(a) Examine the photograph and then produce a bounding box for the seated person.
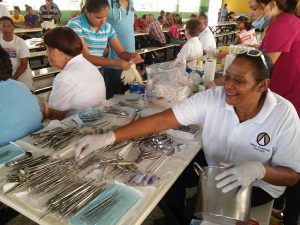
[10,6,25,28]
[157,15,164,27]
[0,46,42,147]
[198,13,216,53]
[39,0,61,24]
[174,19,203,65]
[24,5,39,27]
[73,51,300,225]
[43,27,106,120]
[134,14,147,32]
[190,13,197,19]
[164,12,173,27]
[0,16,33,91]
[146,13,166,46]
[236,16,253,45]
[169,17,185,44]
[227,11,235,21]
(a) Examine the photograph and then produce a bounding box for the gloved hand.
[74,131,116,159]
[215,161,266,197]
[121,64,143,85]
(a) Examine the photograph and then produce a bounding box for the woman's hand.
[130,53,144,64]
[74,131,116,159]
[215,161,266,197]
[116,59,132,70]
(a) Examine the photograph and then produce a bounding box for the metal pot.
[193,162,252,225]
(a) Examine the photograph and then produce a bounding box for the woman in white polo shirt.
[43,27,106,120]
[73,51,300,224]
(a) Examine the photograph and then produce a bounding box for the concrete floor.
[4,205,165,225]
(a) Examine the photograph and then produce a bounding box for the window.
[5,0,81,11]
[135,0,177,12]
[178,0,199,12]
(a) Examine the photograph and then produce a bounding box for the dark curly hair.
[0,46,13,81]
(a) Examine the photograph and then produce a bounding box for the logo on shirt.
[4,48,17,58]
[256,132,270,146]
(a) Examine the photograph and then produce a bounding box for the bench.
[136,43,180,60]
[32,67,60,94]
[214,31,237,45]
[29,50,46,59]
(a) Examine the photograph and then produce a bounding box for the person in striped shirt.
[68,0,143,99]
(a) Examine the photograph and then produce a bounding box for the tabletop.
[0,97,202,225]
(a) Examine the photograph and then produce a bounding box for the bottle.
[144,80,154,107]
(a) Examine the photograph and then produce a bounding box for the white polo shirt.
[48,54,106,116]
[0,34,33,90]
[199,27,216,52]
[172,87,300,198]
[174,37,203,65]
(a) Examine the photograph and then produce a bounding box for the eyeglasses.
[237,49,269,72]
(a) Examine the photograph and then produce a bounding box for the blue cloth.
[0,79,42,147]
[70,182,141,225]
[68,13,117,57]
[107,0,135,60]
[0,143,25,165]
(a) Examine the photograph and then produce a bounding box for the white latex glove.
[74,131,116,159]
[121,64,143,85]
[215,161,266,197]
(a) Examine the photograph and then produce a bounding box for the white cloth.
[0,34,33,90]
[174,37,203,65]
[199,27,216,52]
[0,3,9,17]
[172,87,300,198]
[48,54,106,115]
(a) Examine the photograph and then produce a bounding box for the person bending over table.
[0,16,33,91]
[0,46,42,147]
[68,0,143,99]
[43,27,106,121]
[72,50,300,224]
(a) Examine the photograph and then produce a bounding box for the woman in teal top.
[0,47,42,147]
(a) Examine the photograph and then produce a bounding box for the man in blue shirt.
[219,3,228,22]
[68,0,143,99]
[0,47,42,147]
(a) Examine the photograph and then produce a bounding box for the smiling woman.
[69,49,300,225]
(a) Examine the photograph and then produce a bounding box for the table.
[14,27,43,34]
[0,98,202,225]
[25,38,43,51]
[209,22,237,35]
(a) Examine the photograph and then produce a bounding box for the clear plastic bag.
[145,62,193,102]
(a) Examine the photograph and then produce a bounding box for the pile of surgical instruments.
[30,127,80,150]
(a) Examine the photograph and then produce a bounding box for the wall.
[222,0,251,14]
[10,0,212,25]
